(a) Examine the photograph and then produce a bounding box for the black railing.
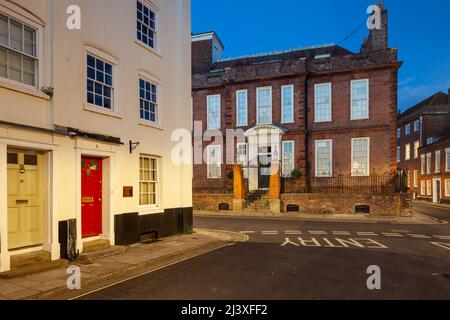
[282,171,407,195]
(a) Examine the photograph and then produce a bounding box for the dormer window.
[314,53,331,59]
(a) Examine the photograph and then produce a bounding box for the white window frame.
[139,155,160,209]
[396,146,400,163]
[420,180,425,195]
[84,46,120,117]
[350,79,369,120]
[407,171,410,188]
[427,180,432,196]
[282,140,295,177]
[446,148,450,172]
[445,179,450,197]
[405,143,411,161]
[138,75,160,127]
[0,2,44,93]
[405,124,411,136]
[414,120,420,132]
[351,137,370,177]
[236,142,248,165]
[413,170,418,188]
[136,0,159,54]
[435,150,441,173]
[256,86,272,125]
[207,94,221,130]
[281,85,294,124]
[314,83,332,123]
[207,144,222,179]
[421,154,426,174]
[414,140,420,159]
[236,89,248,127]
[315,139,332,178]
[426,153,431,174]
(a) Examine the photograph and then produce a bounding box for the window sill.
[314,120,332,124]
[139,119,164,130]
[350,117,370,121]
[135,40,162,58]
[83,103,123,119]
[0,79,51,100]
[139,206,163,216]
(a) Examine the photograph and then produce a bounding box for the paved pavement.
[0,230,243,300]
[413,201,450,223]
[77,215,450,300]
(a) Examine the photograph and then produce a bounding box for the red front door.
[81,157,103,238]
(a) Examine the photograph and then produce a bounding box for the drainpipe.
[304,76,311,193]
[49,0,56,129]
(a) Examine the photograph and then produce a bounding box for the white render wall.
[0,0,192,272]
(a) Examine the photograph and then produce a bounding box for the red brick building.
[192,5,401,194]
[397,91,450,197]
[416,127,450,204]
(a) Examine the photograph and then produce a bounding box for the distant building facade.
[192,4,400,195]
[397,90,450,198]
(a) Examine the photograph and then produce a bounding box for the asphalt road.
[413,202,450,223]
[78,210,450,300]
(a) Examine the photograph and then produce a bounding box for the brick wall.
[281,193,413,217]
[193,193,234,211]
[417,139,450,204]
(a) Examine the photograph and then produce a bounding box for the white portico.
[244,125,286,191]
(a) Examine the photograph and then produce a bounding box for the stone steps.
[10,250,51,269]
[1,251,68,279]
[82,239,111,253]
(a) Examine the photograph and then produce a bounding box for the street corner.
[194,229,250,243]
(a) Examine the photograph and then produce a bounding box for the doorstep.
[194,210,443,225]
[0,229,246,300]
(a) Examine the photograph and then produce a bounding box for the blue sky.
[192,0,450,112]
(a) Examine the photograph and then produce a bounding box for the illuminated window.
[352,138,370,176]
[139,155,158,206]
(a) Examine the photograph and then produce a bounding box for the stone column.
[233,164,245,211]
[268,163,281,214]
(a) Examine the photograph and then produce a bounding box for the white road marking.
[281,237,389,249]
[332,231,351,235]
[407,234,431,239]
[308,231,328,235]
[431,242,450,250]
[357,232,378,236]
[434,236,450,240]
[285,231,302,235]
[262,231,279,235]
[240,231,255,234]
[382,233,404,237]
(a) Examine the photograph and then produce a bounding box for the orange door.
[81,157,103,238]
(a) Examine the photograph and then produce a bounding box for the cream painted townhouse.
[0,0,192,272]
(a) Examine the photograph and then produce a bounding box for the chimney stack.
[361,1,388,52]
[191,32,224,74]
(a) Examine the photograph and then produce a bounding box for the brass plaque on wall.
[123,186,133,198]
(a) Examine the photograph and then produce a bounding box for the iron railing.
[281,171,408,195]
